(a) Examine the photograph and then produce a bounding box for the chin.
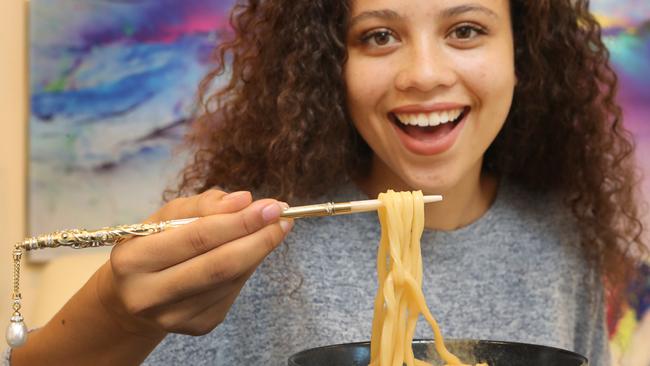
[400,171,459,195]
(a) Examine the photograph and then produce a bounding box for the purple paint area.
[78,2,231,46]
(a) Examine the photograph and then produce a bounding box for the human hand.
[94,190,293,339]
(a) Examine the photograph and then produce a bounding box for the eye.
[448,24,486,40]
[360,28,399,48]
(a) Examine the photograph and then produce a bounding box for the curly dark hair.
[170,0,647,288]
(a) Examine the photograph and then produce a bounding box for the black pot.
[288,339,587,366]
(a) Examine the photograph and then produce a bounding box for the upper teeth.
[394,108,464,127]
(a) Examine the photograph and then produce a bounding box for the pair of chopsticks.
[18,195,443,251]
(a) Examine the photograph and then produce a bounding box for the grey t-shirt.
[3,180,609,365]
[143,181,609,365]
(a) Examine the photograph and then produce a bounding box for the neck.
[355,158,498,231]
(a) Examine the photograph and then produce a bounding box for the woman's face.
[344,0,516,193]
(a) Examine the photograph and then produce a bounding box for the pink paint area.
[623,104,650,136]
[165,13,231,37]
[69,3,233,46]
[145,13,231,44]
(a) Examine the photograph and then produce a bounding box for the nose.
[394,36,458,93]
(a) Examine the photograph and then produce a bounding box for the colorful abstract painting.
[28,0,234,260]
[591,1,650,365]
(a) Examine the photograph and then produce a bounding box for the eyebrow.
[348,9,401,28]
[441,4,499,19]
[348,4,498,28]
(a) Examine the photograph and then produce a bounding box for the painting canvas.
[591,1,650,364]
[28,0,234,260]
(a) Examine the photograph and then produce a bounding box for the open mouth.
[389,107,470,142]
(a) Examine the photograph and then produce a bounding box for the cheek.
[344,55,394,116]
[455,50,515,118]
[462,58,512,97]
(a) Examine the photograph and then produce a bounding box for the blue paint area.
[628,263,650,320]
[31,35,211,124]
[32,62,184,122]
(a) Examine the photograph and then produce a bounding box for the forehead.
[348,0,509,18]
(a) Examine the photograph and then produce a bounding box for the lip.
[389,105,469,156]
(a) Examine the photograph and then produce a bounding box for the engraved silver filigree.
[18,219,198,252]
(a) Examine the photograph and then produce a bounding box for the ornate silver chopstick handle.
[19,221,174,251]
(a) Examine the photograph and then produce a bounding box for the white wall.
[0,0,30,356]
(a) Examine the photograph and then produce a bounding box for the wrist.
[94,261,167,342]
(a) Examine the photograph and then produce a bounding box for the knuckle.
[260,231,276,253]
[159,197,188,219]
[187,226,211,254]
[208,261,237,284]
[202,189,226,198]
[123,297,149,316]
[197,190,226,216]
[155,312,182,331]
[260,226,283,253]
[240,210,260,235]
[166,197,187,210]
[110,248,134,276]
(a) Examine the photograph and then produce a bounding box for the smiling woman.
[6,0,647,365]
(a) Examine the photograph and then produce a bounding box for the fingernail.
[279,201,290,209]
[223,191,248,200]
[262,203,282,222]
[279,219,293,233]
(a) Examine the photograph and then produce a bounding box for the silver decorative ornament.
[6,315,27,348]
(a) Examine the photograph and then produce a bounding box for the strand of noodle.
[370,204,391,362]
[401,267,461,364]
[390,194,409,366]
[394,192,414,366]
[381,193,405,366]
[380,273,397,366]
[404,192,423,365]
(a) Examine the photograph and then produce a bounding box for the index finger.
[146,190,252,223]
[113,198,287,272]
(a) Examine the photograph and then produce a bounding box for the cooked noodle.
[368,190,486,366]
